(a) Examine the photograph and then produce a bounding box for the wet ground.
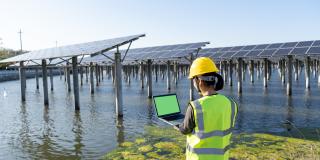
[0,69,319,159]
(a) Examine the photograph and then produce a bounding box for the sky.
[0,0,320,51]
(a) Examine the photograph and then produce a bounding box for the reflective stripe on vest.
[192,97,236,139]
[187,143,231,155]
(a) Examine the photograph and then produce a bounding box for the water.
[0,70,319,159]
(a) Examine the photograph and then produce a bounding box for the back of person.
[176,57,238,160]
[186,92,237,160]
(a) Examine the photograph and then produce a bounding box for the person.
[175,57,238,160]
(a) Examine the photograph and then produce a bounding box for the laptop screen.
[153,94,181,117]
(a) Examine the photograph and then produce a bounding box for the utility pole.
[18,29,23,55]
[55,41,58,48]
[0,37,3,47]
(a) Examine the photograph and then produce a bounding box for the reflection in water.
[284,97,294,131]
[235,94,243,131]
[18,102,32,159]
[304,90,312,126]
[73,111,83,157]
[146,98,153,124]
[116,116,124,145]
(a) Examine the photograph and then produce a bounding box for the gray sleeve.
[178,103,195,135]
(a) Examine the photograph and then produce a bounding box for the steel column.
[42,60,49,105]
[19,61,26,101]
[114,50,123,117]
[72,56,80,110]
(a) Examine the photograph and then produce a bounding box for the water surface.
[0,70,319,159]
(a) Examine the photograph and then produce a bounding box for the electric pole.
[0,37,3,49]
[18,29,22,55]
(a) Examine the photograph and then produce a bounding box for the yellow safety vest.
[186,94,238,160]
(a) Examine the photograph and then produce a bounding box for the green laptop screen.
[154,94,180,116]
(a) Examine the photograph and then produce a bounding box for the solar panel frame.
[220,51,236,58]
[267,43,283,49]
[229,46,244,51]
[281,42,298,48]
[245,50,263,57]
[289,47,309,55]
[312,40,320,47]
[208,52,222,60]
[296,41,314,47]
[258,49,277,57]
[254,44,270,50]
[272,48,293,56]
[232,50,249,58]
[212,52,226,58]
[241,45,256,51]
[307,47,320,55]
[220,47,232,52]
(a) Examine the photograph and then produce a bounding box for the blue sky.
[0,0,320,51]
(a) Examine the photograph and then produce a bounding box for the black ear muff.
[213,73,224,91]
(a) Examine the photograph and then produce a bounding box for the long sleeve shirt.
[178,103,196,135]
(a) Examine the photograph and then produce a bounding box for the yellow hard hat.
[188,57,219,79]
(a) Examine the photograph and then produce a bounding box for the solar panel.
[220,51,236,58]
[220,47,232,52]
[281,42,298,48]
[258,49,277,57]
[229,46,244,51]
[173,42,208,50]
[254,44,269,50]
[267,43,283,49]
[201,52,214,57]
[156,45,176,51]
[296,41,313,47]
[86,42,209,62]
[198,49,215,57]
[142,46,162,53]
[245,50,262,57]
[211,52,225,58]
[273,48,293,56]
[168,50,195,58]
[0,34,145,63]
[232,51,249,58]
[199,48,220,54]
[307,47,320,55]
[241,45,256,51]
[312,40,320,46]
[290,47,309,55]
[208,52,222,59]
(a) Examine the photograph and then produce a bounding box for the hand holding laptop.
[153,94,185,126]
[173,124,180,131]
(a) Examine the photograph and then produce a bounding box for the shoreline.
[0,70,62,82]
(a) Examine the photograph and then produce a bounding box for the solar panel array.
[198,40,320,60]
[0,34,145,63]
[82,42,209,64]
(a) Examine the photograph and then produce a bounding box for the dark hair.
[199,72,224,91]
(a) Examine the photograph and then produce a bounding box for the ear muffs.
[213,73,224,91]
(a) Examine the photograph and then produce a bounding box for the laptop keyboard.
[162,114,185,121]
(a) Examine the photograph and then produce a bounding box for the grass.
[103,125,320,160]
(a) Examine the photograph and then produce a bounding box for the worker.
[175,57,238,160]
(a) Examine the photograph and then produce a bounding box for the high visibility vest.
[186,94,238,160]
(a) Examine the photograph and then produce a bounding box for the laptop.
[153,94,185,126]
